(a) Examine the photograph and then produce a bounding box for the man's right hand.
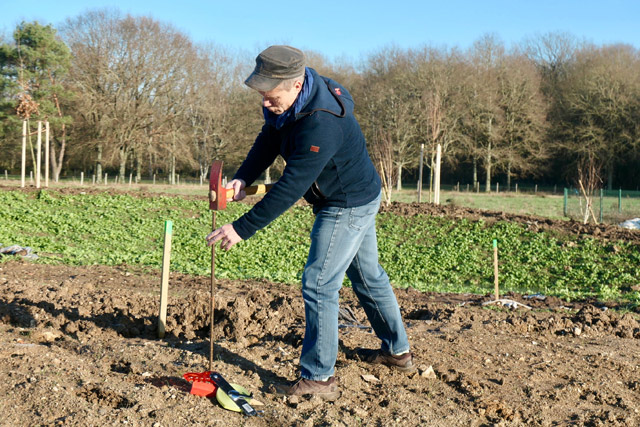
[226,178,247,201]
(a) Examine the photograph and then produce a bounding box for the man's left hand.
[206,223,242,251]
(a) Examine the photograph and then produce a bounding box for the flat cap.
[244,45,305,91]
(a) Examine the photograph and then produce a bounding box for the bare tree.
[357,47,419,190]
[556,44,640,189]
[461,34,505,192]
[576,154,602,224]
[63,10,197,182]
[407,46,466,200]
[496,51,549,189]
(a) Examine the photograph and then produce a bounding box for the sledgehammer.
[207,160,273,370]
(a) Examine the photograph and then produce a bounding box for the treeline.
[1,9,639,191]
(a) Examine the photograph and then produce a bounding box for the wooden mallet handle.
[209,183,274,203]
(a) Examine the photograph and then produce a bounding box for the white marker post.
[158,220,173,338]
[36,121,42,188]
[434,144,442,205]
[45,121,50,187]
[21,121,27,188]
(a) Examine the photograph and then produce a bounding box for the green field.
[5,177,640,223]
[2,188,639,304]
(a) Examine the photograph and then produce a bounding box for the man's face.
[259,80,303,115]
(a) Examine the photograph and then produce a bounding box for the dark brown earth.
[2,187,640,426]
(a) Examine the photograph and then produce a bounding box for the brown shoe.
[274,377,341,401]
[356,348,417,372]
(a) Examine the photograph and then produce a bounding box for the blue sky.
[1,0,638,62]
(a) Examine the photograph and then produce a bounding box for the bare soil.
[2,190,640,426]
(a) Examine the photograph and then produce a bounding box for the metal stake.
[210,211,216,371]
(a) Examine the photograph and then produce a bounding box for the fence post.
[434,144,441,205]
[21,121,27,188]
[563,188,568,217]
[417,143,424,202]
[599,189,603,223]
[36,121,42,188]
[45,121,50,187]
[618,189,622,214]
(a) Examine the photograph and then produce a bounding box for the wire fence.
[1,172,211,187]
[563,188,640,224]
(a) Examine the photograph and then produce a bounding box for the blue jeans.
[300,192,410,381]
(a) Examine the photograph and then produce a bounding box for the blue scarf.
[264,67,314,129]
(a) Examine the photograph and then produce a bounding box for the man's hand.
[206,223,242,251]
[226,178,246,201]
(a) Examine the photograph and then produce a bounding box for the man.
[206,45,414,401]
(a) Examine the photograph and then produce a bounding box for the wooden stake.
[21,121,27,188]
[434,144,442,205]
[158,220,173,338]
[45,121,49,187]
[493,239,499,300]
[36,121,42,188]
[418,143,424,203]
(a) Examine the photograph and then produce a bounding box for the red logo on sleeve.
[334,88,342,95]
[310,145,320,152]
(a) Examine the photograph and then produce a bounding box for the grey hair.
[278,73,305,90]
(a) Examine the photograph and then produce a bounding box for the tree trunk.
[607,167,613,191]
[396,164,402,191]
[170,134,176,185]
[96,144,103,183]
[507,160,512,191]
[135,150,142,182]
[472,157,478,191]
[148,137,154,180]
[52,124,66,182]
[118,146,128,181]
[485,140,492,192]
[170,155,176,185]
[27,120,37,174]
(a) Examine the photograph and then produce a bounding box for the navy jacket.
[232,68,381,240]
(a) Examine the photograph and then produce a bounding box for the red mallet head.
[209,160,226,211]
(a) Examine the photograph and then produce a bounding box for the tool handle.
[227,183,274,198]
[211,183,274,203]
[210,372,258,416]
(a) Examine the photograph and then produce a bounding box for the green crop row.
[1,189,639,303]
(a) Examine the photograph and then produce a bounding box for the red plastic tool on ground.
[183,371,259,416]
[183,371,217,398]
